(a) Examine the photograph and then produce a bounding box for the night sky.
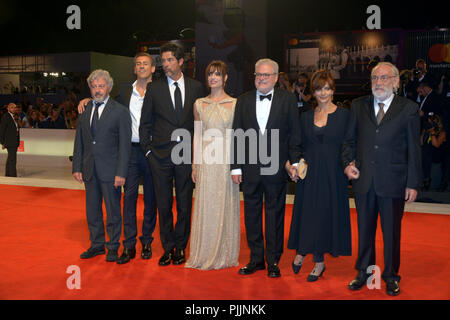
[1,0,448,64]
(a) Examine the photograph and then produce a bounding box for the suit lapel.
[181,77,192,123]
[379,95,403,126]
[83,102,94,140]
[99,99,113,123]
[264,89,279,132]
[162,77,178,120]
[123,85,133,108]
[365,95,377,126]
[249,90,260,132]
[95,99,114,137]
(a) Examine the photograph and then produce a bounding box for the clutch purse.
[297,158,308,180]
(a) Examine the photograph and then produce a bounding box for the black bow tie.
[259,94,272,101]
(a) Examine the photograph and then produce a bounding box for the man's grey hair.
[372,62,400,91]
[87,69,114,89]
[255,58,279,74]
[371,62,399,78]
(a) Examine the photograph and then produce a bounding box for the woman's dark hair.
[310,69,335,92]
[205,60,228,88]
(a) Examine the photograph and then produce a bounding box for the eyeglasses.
[254,73,277,79]
[371,75,397,83]
[91,84,107,90]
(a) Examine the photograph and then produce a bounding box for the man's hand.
[77,98,91,114]
[231,174,242,185]
[289,166,299,182]
[405,188,418,203]
[114,176,126,188]
[191,167,197,183]
[285,162,299,182]
[344,163,360,180]
[73,172,83,184]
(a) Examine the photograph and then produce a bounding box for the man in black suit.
[231,58,301,278]
[72,69,131,262]
[139,42,204,266]
[343,62,421,296]
[0,103,20,177]
[417,81,443,124]
[409,59,437,103]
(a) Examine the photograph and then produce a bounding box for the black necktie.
[174,82,183,123]
[260,94,272,101]
[91,101,103,139]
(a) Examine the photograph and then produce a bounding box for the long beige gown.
[185,97,240,270]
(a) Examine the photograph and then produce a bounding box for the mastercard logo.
[288,38,299,46]
[428,43,450,63]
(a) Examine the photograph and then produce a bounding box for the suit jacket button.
[374,145,378,149]
[376,129,379,133]
[93,141,96,144]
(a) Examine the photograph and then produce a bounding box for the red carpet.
[0,184,449,300]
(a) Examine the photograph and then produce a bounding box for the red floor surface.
[0,184,449,300]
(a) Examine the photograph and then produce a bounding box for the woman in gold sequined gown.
[185,61,240,270]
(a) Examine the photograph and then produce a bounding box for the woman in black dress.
[286,70,352,282]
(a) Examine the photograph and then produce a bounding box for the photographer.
[293,72,312,114]
[399,69,416,101]
[411,59,436,103]
[417,81,443,129]
[421,113,446,190]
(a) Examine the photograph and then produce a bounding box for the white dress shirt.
[167,74,185,109]
[256,89,274,134]
[129,81,145,143]
[374,93,395,116]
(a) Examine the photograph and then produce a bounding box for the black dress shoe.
[173,249,186,265]
[158,250,173,266]
[386,280,400,296]
[117,248,136,264]
[348,271,370,290]
[238,262,266,275]
[106,249,119,262]
[307,265,326,282]
[80,246,105,259]
[267,263,281,278]
[141,243,152,260]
